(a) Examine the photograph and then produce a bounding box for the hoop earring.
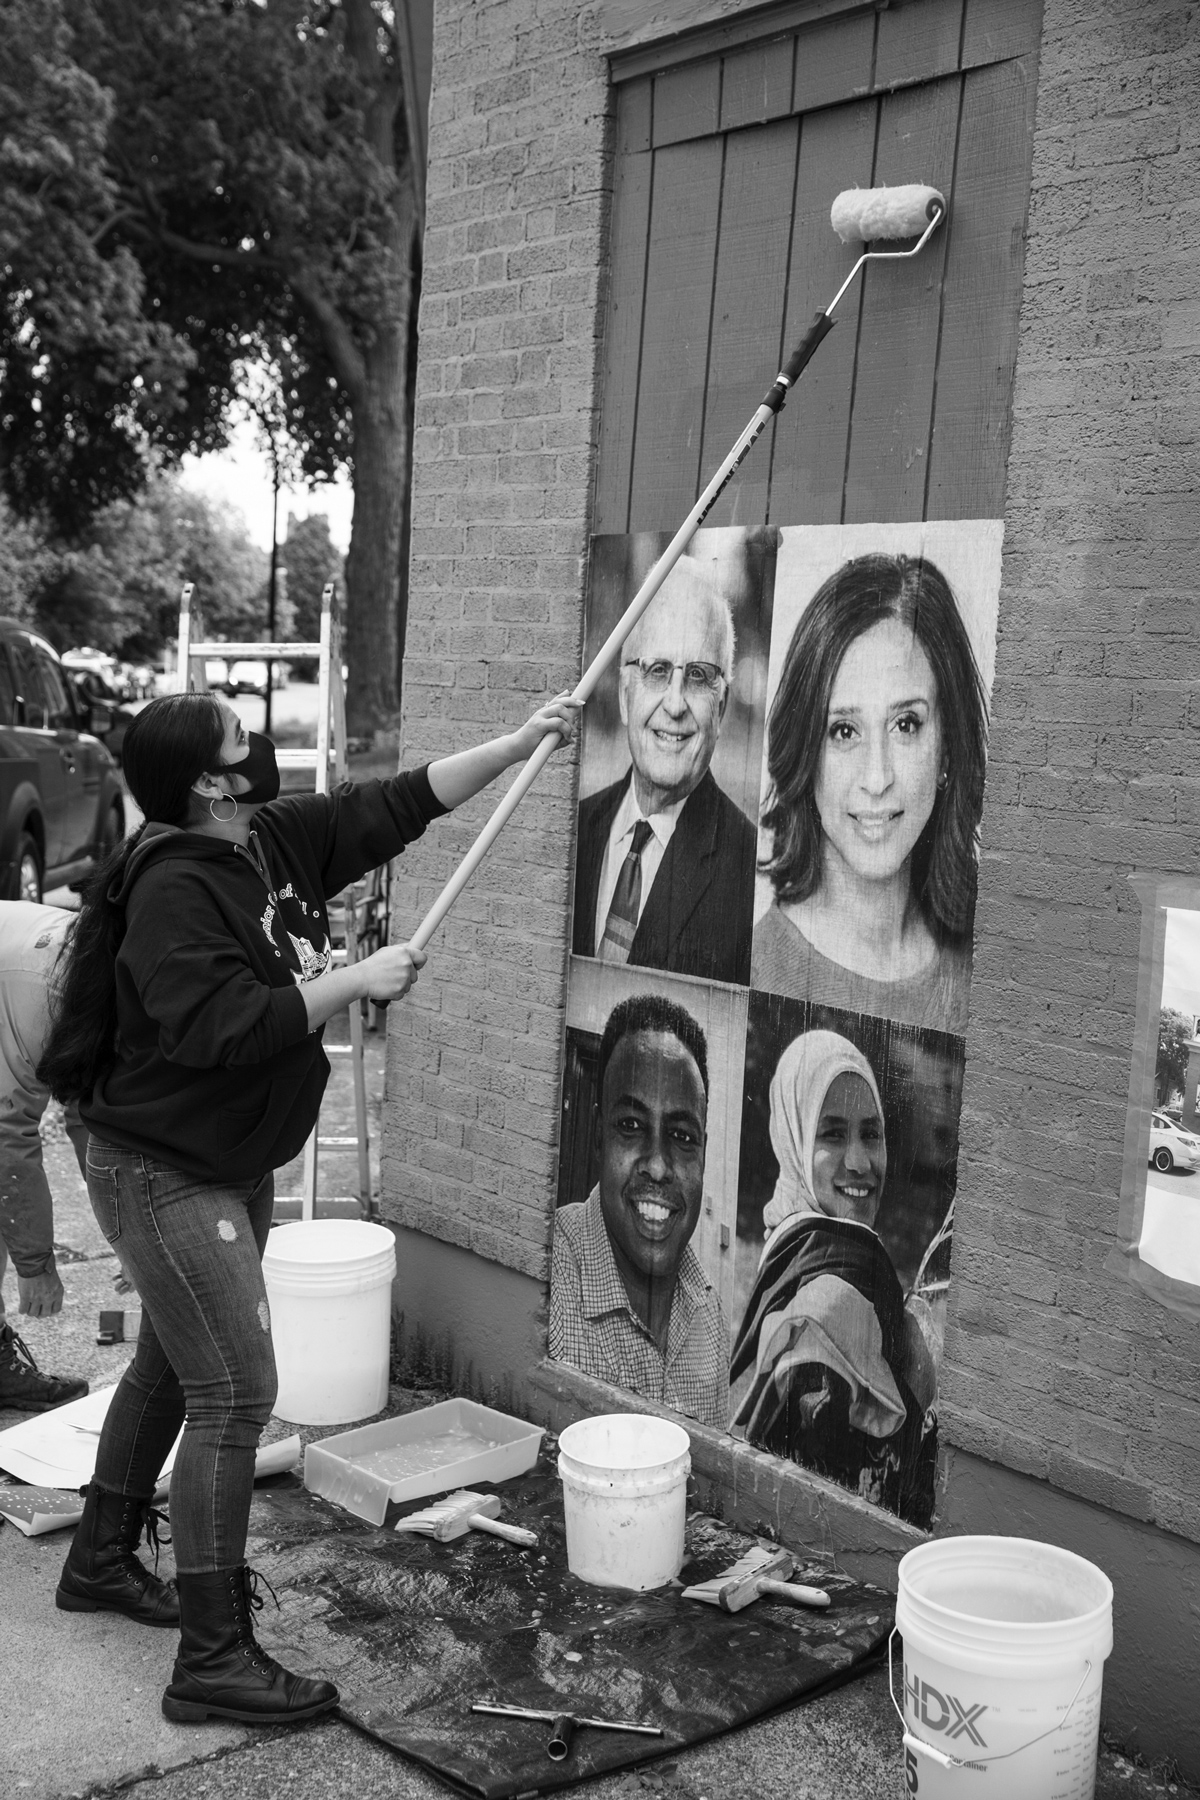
[209,793,238,823]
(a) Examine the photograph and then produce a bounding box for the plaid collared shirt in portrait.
[549,1189,729,1428]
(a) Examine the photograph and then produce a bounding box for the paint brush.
[393,1488,538,1546]
[681,1546,831,1613]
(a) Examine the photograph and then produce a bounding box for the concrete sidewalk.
[1,1119,1193,1800]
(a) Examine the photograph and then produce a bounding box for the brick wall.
[940,0,1200,1542]
[381,0,611,1281]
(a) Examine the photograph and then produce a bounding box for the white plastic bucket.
[263,1220,396,1425]
[895,1536,1113,1800]
[557,1413,690,1592]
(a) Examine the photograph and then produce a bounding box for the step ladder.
[176,580,378,1223]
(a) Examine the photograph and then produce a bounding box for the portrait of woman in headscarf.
[730,1029,938,1528]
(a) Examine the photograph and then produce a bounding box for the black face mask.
[217,731,280,806]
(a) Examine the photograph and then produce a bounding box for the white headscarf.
[762,1029,885,1234]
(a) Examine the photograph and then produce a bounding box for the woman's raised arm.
[426,692,579,811]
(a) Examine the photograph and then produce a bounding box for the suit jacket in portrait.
[572,768,756,986]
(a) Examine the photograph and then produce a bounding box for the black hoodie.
[80,769,446,1181]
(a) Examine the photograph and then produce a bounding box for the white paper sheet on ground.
[0,1384,300,1522]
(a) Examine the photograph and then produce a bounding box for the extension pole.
[407,196,946,955]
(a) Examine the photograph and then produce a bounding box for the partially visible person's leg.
[0,1061,88,1410]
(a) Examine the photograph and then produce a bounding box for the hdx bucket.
[894,1536,1113,1800]
[263,1219,396,1425]
[557,1413,690,1592]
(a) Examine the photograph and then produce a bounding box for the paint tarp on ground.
[250,1464,891,1799]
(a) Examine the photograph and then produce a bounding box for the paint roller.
[404,183,946,956]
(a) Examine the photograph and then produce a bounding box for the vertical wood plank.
[925,55,1039,518]
[961,0,1044,68]
[594,145,653,533]
[874,0,964,89]
[720,35,794,130]
[616,73,652,156]
[700,117,800,528]
[842,76,961,524]
[653,59,721,146]
[627,136,724,531]
[768,98,877,526]
[792,10,875,112]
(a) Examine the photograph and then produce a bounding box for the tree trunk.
[343,283,411,739]
[339,0,420,742]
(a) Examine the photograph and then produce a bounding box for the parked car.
[62,646,121,689]
[64,667,136,766]
[0,619,125,900]
[227,658,270,697]
[1149,1112,1200,1173]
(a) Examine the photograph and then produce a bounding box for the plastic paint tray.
[303,1397,545,1526]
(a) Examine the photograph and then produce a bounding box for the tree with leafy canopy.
[0,472,268,657]
[1156,1007,1193,1108]
[284,511,342,647]
[1,0,422,736]
[0,0,194,523]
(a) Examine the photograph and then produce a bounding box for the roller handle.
[547,1715,575,1760]
[761,312,836,411]
[469,1513,539,1547]
[757,1576,832,1609]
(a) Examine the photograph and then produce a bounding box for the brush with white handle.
[682,1546,831,1613]
[393,1489,538,1547]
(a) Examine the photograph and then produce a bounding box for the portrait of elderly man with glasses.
[572,554,757,986]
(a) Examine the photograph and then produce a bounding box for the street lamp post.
[265,441,280,738]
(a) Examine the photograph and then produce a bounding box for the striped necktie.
[598,819,654,963]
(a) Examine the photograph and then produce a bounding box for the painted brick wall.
[380,0,611,1280]
[940,0,1200,1541]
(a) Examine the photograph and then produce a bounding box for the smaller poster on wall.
[732,992,960,1530]
[751,522,1001,1036]
[551,960,747,1429]
[571,526,776,988]
[1113,877,1200,1318]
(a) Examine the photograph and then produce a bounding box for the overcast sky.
[181,417,353,555]
[1162,908,1200,1022]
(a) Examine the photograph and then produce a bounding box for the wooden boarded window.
[595,0,1043,535]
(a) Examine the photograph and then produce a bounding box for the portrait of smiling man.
[572,555,757,987]
[549,994,729,1428]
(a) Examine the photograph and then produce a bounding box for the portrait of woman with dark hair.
[752,550,989,1036]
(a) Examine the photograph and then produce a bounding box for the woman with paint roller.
[752,553,988,1035]
[729,1029,938,1528]
[36,686,576,1727]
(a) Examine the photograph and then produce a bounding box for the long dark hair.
[761,553,988,944]
[38,693,226,1102]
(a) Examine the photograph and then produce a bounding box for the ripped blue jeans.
[84,1136,277,1574]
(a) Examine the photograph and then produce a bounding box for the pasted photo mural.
[552,521,1003,1529]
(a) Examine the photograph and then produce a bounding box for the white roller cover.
[830,183,946,243]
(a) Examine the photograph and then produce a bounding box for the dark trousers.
[84,1137,277,1574]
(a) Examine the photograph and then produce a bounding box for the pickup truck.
[0,617,126,900]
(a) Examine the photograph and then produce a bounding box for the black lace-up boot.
[0,1321,87,1412]
[56,1483,179,1626]
[161,1565,339,1724]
